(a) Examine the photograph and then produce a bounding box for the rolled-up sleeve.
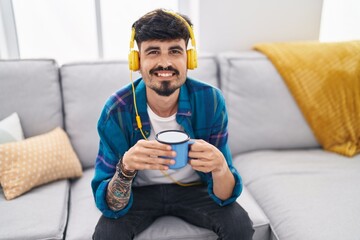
[206,89,242,206]
[91,108,133,219]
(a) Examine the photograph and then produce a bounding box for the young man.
[92,8,254,240]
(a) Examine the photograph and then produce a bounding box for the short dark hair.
[132,8,193,48]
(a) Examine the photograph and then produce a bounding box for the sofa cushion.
[187,53,219,88]
[60,61,140,169]
[218,51,320,155]
[0,127,83,200]
[60,55,219,169]
[234,149,360,240]
[0,59,63,138]
[0,112,24,144]
[255,41,360,157]
[0,180,70,240]
[66,168,269,240]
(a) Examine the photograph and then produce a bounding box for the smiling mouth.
[155,72,176,77]
[150,67,179,77]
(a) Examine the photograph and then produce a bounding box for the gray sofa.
[1,51,359,240]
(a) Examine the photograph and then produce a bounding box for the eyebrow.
[144,46,160,53]
[143,45,185,53]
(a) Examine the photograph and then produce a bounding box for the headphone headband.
[130,28,136,49]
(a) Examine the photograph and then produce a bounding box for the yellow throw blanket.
[254,41,360,157]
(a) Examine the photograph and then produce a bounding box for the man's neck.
[146,88,179,117]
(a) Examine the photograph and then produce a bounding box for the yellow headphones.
[128,10,198,71]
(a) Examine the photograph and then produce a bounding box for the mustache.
[149,66,179,75]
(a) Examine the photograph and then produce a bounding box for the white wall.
[320,0,360,42]
[198,0,324,53]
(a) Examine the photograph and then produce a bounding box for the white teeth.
[157,73,173,77]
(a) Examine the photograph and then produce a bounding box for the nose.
[157,53,172,68]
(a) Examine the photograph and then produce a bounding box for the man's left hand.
[188,139,227,176]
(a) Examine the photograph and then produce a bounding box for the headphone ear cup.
[128,50,140,71]
[187,49,198,70]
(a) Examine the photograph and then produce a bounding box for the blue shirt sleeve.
[91,106,134,219]
[205,89,243,206]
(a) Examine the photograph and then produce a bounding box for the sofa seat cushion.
[137,185,270,240]
[234,149,360,240]
[0,180,70,240]
[67,168,270,240]
[65,168,102,240]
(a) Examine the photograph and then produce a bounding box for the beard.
[151,81,178,96]
[144,66,185,96]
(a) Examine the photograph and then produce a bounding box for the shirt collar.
[136,78,192,116]
[177,79,192,117]
[135,78,193,135]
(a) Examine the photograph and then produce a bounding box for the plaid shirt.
[91,77,242,219]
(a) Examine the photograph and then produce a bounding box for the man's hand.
[188,139,228,176]
[122,139,175,171]
[188,139,235,200]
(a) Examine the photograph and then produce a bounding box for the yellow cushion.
[254,41,360,157]
[0,127,83,200]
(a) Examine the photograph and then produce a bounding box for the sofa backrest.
[60,54,219,169]
[1,52,316,167]
[60,61,133,169]
[0,60,63,138]
[187,53,219,88]
[219,51,320,156]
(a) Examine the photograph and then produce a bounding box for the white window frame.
[0,0,19,58]
[0,0,198,60]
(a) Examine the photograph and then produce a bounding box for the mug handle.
[188,140,195,159]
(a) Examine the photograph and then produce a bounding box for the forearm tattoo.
[106,161,137,211]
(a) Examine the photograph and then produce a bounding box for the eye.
[147,50,159,55]
[170,49,182,55]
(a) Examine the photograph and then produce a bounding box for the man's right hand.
[122,139,176,171]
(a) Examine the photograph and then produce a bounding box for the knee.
[217,204,254,240]
[221,216,254,240]
[93,215,133,240]
[92,225,109,240]
[233,207,254,240]
[237,215,254,240]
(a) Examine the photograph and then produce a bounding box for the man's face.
[138,39,187,97]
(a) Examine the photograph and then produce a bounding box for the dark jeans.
[93,184,254,240]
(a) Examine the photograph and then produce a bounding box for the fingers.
[134,157,174,170]
[188,139,226,173]
[123,140,176,171]
[135,155,175,169]
[188,139,217,160]
[138,139,172,150]
[189,159,215,173]
[136,139,175,157]
[188,139,214,152]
